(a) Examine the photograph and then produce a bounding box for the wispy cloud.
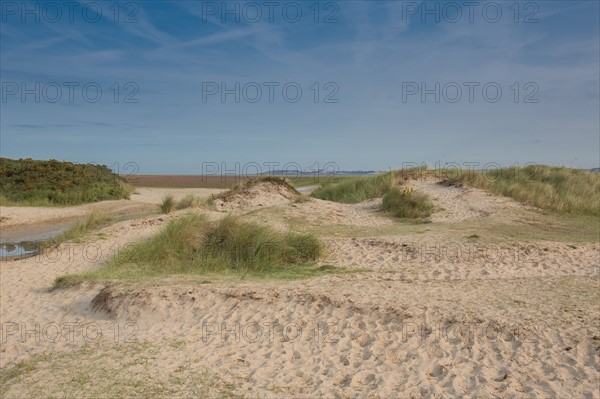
[1,0,598,170]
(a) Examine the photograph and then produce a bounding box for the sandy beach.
[1,181,599,398]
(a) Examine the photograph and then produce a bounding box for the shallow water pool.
[0,241,42,260]
[0,221,73,261]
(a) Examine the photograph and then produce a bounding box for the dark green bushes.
[0,158,131,206]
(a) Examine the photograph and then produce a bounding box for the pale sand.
[0,187,223,228]
[408,178,527,223]
[1,183,599,398]
[211,181,299,211]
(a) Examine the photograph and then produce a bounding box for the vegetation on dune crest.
[235,176,299,194]
[451,165,600,216]
[53,214,331,288]
[209,176,300,204]
[310,167,434,219]
[310,166,429,204]
[0,158,132,206]
[310,173,392,204]
[311,164,599,218]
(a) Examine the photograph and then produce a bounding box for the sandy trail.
[1,185,598,398]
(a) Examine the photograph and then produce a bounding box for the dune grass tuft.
[175,194,203,210]
[160,195,175,214]
[160,194,204,214]
[53,214,329,288]
[381,187,434,219]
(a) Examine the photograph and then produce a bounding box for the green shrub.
[0,158,131,206]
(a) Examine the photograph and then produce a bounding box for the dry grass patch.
[0,343,243,398]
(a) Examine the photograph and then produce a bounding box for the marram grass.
[381,188,434,219]
[310,173,392,204]
[53,214,336,288]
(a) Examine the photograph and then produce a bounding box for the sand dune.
[211,181,299,211]
[1,181,598,398]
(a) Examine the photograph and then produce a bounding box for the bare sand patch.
[409,178,528,223]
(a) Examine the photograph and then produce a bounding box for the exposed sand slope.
[408,178,527,223]
[1,185,599,398]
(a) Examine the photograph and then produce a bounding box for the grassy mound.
[381,188,434,219]
[452,165,600,216]
[0,158,132,206]
[310,173,391,203]
[53,214,327,287]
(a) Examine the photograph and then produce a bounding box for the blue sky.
[1,0,599,174]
